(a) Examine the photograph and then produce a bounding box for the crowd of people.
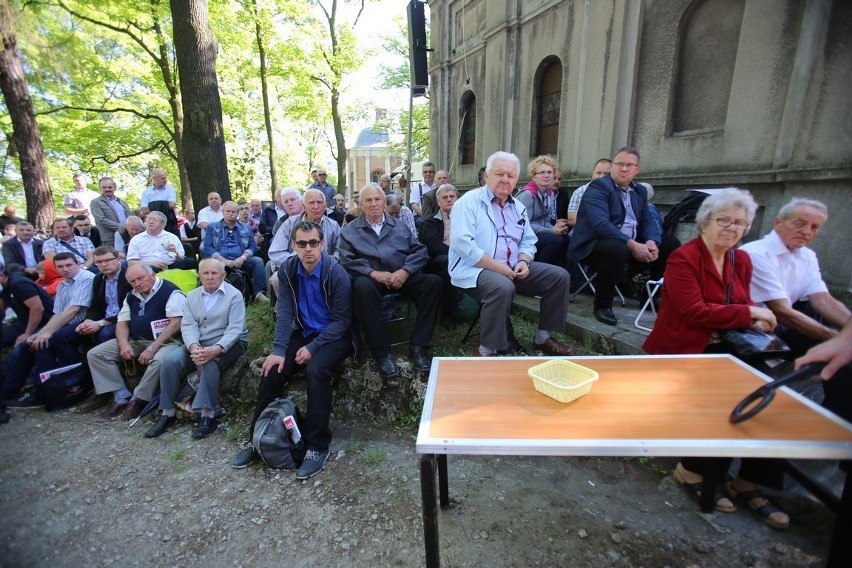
[0,152,848,497]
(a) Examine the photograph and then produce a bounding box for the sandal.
[724,482,790,530]
[673,463,737,513]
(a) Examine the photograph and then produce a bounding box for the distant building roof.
[353,127,389,148]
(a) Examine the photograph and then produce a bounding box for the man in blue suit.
[568,146,677,326]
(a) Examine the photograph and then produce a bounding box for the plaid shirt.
[43,235,95,264]
[53,268,96,326]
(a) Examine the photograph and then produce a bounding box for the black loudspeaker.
[408,0,428,89]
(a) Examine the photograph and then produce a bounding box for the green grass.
[363,447,386,465]
[170,448,186,461]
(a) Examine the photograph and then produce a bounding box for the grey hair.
[436,183,458,199]
[777,197,827,221]
[358,184,383,205]
[485,151,521,177]
[15,220,33,230]
[280,187,301,200]
[639,182,654,202]
[303,188,325,203]
[126,215,144,227]
[695,188,758,232]
[614,146,640,162]
[385,192,403,207]
[128,263,155,275]
[147,211,167,223]
[199,257,226,272]
[378,174,392,184]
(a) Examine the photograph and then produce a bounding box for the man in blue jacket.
[568,146,676,326]
[201,201,268,302]
[232,221,352,479]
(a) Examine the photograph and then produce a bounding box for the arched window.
[371,170,384,182]
[534,58,562,156]
[670,0,745,134]
[459,91,476,165]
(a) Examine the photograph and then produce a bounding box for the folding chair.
[568,264,626,306]
[634,278,663,332]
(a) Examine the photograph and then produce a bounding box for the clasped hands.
[628,239,659,263]
[370,269,410,290]
[189,343,222,366]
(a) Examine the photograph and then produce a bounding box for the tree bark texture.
[0,0,55,229]
[170,0,230,209]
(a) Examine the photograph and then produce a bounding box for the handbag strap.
[724,248,735,305]
[57,238,85,261]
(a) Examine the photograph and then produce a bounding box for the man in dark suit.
[74,246,130,343]
[1,221,43,279]
[90,177,131,248]
[568,146,677,326]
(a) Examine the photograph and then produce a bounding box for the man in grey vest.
[87,264,186,420]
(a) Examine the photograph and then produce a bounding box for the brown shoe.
[120,398,147,420]
[103,400,129,418]
[534,337,574,356]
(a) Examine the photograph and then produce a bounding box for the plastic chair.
[634,278,663,332]
[568,264,626,306]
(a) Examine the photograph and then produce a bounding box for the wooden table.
[416,355,852,567]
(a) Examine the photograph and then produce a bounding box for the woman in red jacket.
[643,188,787,529]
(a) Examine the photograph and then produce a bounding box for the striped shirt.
[43,235,95,264]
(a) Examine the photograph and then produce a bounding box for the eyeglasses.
[94,257,119,264]
[715,216,749,230]
[534,170,554,176]
[318,173,327,177]
[294,239,322,249]
[612,162,639,169]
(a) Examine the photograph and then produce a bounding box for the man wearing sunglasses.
[87,263,185,420]
[232,221,351,479]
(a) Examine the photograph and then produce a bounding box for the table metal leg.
[827,466,851,568]
[420,454,441,568]
[699,459,719,513]
[438,454,449,507]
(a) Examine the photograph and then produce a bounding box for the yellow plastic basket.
[528,360,599,403]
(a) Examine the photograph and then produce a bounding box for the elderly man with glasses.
[127,211,197,271]
[568,146,678,326]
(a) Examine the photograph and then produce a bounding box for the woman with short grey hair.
[644,188,789,529]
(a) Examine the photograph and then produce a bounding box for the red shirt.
[643,237,755,355]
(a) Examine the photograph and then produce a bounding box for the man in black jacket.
[74,246,130,343]
[2,221,43,279]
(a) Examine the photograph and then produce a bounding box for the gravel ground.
[0,396,840,568]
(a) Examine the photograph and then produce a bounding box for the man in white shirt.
[741,198,852,421]
[126,211,196,271]
[408,161,436,220]
[196,192,224,239]
[64,173,99,222]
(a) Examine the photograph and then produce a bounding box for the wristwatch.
[98,320,107,328]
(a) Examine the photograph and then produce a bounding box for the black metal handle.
[730,363,825,424]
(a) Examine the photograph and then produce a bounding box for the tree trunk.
[331,86,346,194]
[0,0,55,229]
[170,0,230,208]
[252,0,278,198]
[150,0,192,211]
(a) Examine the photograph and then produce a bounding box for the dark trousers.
[33,324,84,375]
[249,331,351,452]
[1,320,28,348]
[352,272,440,358]
[424,256,457,319]
[534,232,570,268]
[584,235,679,308]
[1,343,34,399]
[779,302,852,423]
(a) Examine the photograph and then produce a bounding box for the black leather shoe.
[376,354,400,378]
[191,416,218,439]
[409,346,432,372]
[593,307,618,326]
[145,414,175,438]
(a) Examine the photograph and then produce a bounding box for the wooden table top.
[415,355,852,459]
